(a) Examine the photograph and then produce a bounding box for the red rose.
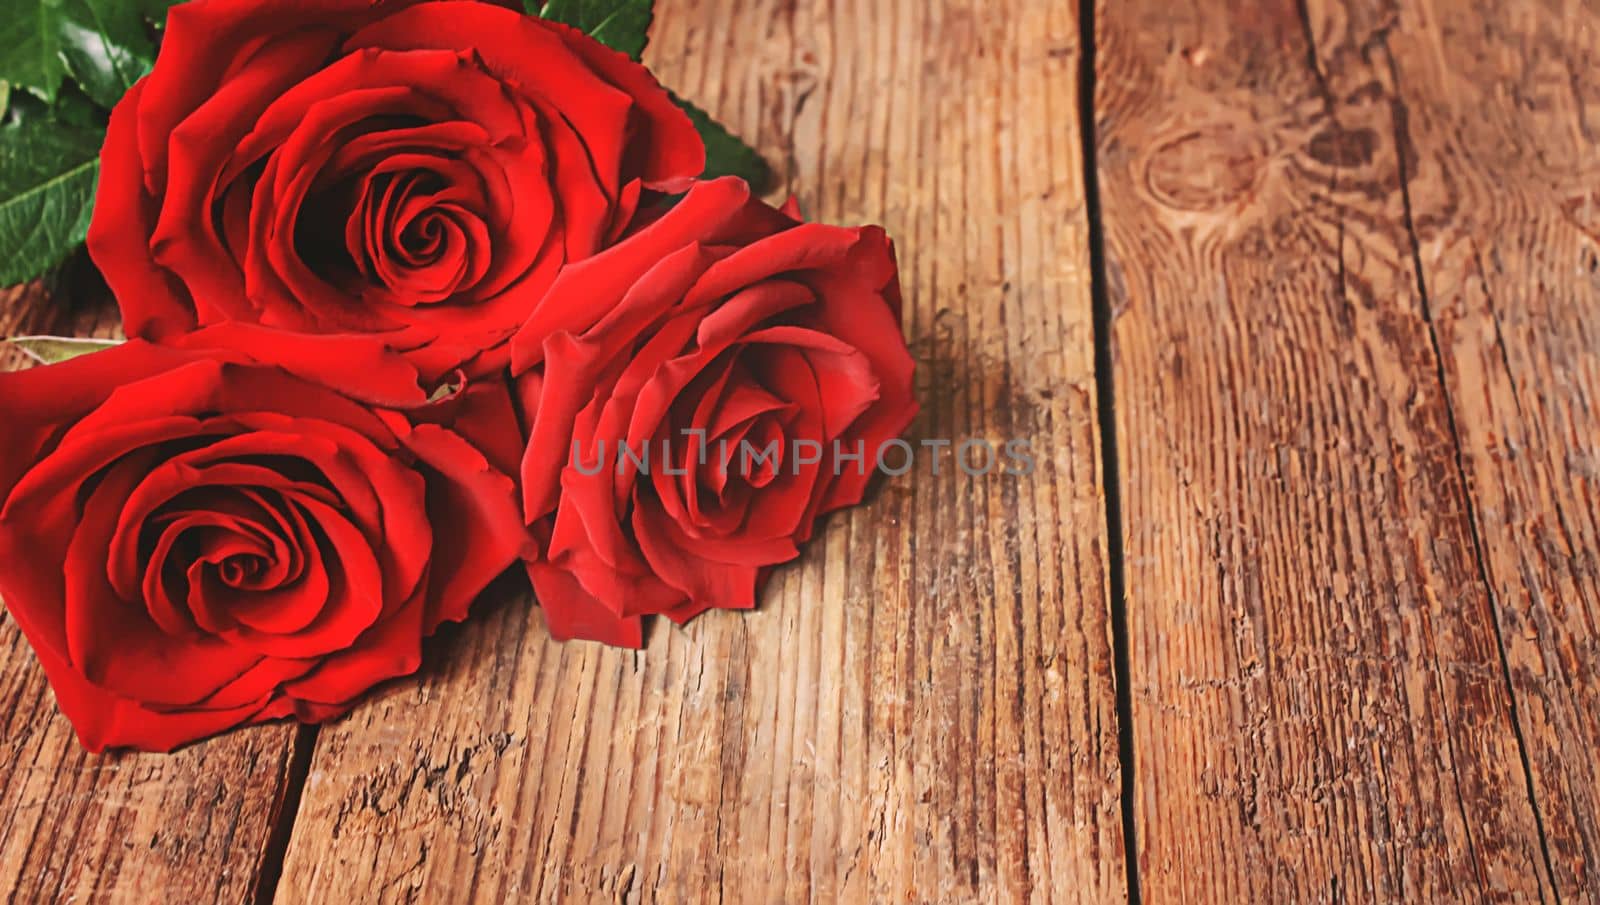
[89,0,704,382]
[0,329,528,751]
[509,178,918,647]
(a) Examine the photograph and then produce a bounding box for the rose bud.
[89,0,704,383]
[0,329,528,751]
[509,178,918,647]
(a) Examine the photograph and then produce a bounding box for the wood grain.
[0,269,123,372]
[1095,0,1557,900]
[1370,0,1600,897]
[274,0,1125,901]
[0,284,61,373]
[0,289,303,905]
[5,0,1597,900]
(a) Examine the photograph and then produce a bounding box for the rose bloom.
[0,328,527,751]
[510,178,918,647]
[90,0,704,382]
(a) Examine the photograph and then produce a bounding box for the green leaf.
[674,97,768,187]
[58,7,154,109]
[135,0,186,26]
[0,6,70,103]
[533,0,653,61]
[7,335,122,365]
[0,0,180,107]
[4,83,106,130]
[46,84,105,128]
[0,119,101,286]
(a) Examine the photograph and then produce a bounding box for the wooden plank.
[1370,0,1600,897]
[1095,0,1556,900]
[276,0,1124,901]
[0,284,60,373]
[0,288,303,904]
[0,269,123,372]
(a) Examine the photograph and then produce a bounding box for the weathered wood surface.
[0,289,303,904]
[1375,0,1600,896]
[4,0,1600,901]
[0,274,123,372]
[275,0,1124,902]
[1094,0,1579,900]
[0,284,60,374]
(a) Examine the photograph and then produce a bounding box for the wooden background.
[0,0,1597,901]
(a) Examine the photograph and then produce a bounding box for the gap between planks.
[1075,0,1144,902]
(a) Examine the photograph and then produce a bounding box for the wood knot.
[1308,126,1378,167]
[1143,124,1266,211]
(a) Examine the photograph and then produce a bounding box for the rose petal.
[401,423,527,627]
[527,561,643,648]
